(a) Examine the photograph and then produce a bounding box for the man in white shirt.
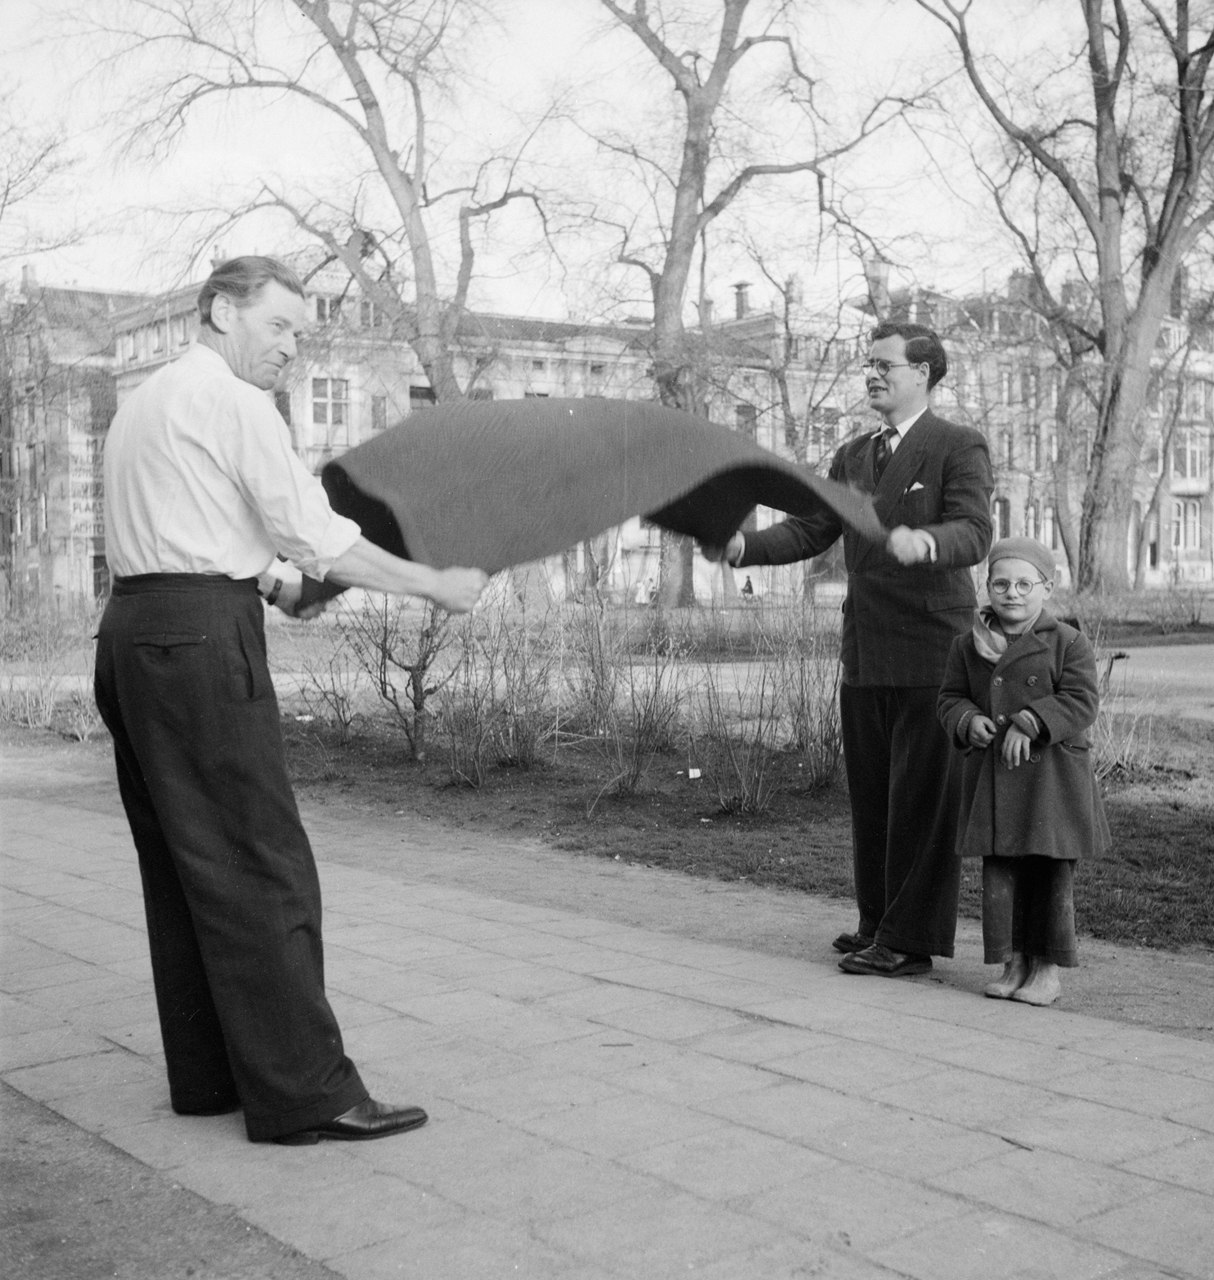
[706,323,993,979]
[95,256,487,1144]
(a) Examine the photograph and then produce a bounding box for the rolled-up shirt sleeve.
[221,384,363,581]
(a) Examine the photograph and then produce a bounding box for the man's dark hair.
[870,321,947,390]
[198,256,305,332]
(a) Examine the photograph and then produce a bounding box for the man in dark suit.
[708,322,992,976]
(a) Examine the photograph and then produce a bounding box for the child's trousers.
[982,855,1078,967]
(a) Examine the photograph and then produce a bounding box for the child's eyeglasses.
[989,578,1047,595]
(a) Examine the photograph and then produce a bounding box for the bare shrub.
[1143,576,1208,634]
[562,600,618,735]
[692,660,782,815]
[0,602,100,730]
[493,595,557,770]
[299,638,362,744]
[1094,649,1153,780]
[591,640,688,809]
[762,603,842,789]
[339,595,456,762]
[439,619,499,787]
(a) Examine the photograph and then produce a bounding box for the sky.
[1,0,1076,318]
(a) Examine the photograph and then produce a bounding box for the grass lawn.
[281,710,1214,953]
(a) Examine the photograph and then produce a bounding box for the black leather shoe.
[831,930,875,954]
[839,944,932,977]
[273,1098,428,1145]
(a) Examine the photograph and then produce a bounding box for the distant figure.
[635,575,656,605]
[938,537,1110,1007]
[741,575,755,598]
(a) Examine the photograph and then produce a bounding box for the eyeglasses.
[988,577,1047,596]
[861,359,922,377]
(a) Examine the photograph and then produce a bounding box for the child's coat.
[938,612,1111,861]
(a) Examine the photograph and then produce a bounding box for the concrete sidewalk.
[3,767,1213,1278]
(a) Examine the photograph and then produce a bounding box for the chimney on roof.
[21,264,37,295]
[733,282,751,319]
[863,256,890,318]
[210,245,227,269]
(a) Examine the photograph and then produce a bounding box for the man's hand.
[427,567,489,614]
[886,525,933,565]
[699,532,745,566]
[967,714,997,748]
[1001,725,1033,768]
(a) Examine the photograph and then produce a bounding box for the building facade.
[5,262,1209,609]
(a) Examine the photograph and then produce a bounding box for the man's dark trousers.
[94,574,367,1142]
[840,683,962,956]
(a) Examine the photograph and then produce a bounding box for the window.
[152,320,165,353]
[1027,431,1041,470]
[589,362,605,376]
[1025,503,1039,541]
[38,492,47,536]
[371,395,388,431]
[735,404,758,439]
[311,377,349,435]
[1171,428,1208,480]
[1172,499,1202,550]
[409,385,437,412]
[993,496,1011,540]
[359,299,387,328]
[1147,510,1159,568]
[1020,368,1038,407]
[1001,432,1014,468]
[1043,505,1058,550]
[523,390,549,398]
[999,368,1013,406]
[315,297,341,323]
[173,314,190,345]
[531,359,546,372]
[468,387,493,401]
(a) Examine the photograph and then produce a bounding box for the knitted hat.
[987,537,1056,582]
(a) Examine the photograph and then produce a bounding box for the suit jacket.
[937,612,1111,860]
[739,409,993,686]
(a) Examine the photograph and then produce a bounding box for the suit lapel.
[850,411,937,571]
[875,413,934,517]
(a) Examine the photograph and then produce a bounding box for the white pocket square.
[908,481,925,492]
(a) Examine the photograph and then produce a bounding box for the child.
[938,537,1110,1006]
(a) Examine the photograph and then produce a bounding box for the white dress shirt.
[876,406,927,453]
[104,345,361,581]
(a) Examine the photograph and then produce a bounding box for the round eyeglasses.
[860,359,918,377]
[988,577,1047,596]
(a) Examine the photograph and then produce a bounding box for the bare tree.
[86,0,550,400]
[591,0,911,600]
[915,0,1214,591]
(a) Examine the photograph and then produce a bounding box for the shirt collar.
[887,406,928,440]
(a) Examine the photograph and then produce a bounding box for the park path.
[2,740,1213,1279]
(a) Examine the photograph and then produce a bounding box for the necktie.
[874,427,896,484]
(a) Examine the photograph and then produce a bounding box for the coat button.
[996,714,1007,725]
[1027,676,1038,686]
[1030,753,1040,763]
[992,676,1003,686]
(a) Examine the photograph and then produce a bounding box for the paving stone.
[618,1122,836,1199]
[1119,1131,1214,1195]
[517,1088,725,1160]
[868,1208,1127,1280]
[1046,1059,1214,1120]
[928,1146,1162,1227]
[1075,1184,1214,1276]
[993,1095,1202,1165]
[0,1024,111,1071]
[535,1186,786,1274]
[868,1064,1062,1127]
[734,1160,970,1253]
[5,1047,160,1100]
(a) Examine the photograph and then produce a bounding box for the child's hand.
[967,715,997,747]
[1002,725,1033,768]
